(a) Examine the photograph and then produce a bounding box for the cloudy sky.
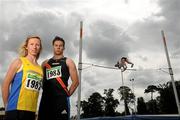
[0,0,180,116]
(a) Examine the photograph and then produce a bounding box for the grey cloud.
[157,0,180,56]
[0,10,82,61]
[128,19,164,53]
[84,20,133,65]
[137,55,148,62]
[134,69,170,88]
[128,0,180,56]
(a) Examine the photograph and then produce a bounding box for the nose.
[33,44,39,49]
[57,45,61,49]
[33,44,36,48]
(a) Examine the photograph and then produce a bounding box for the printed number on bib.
[46,66,62,80]
[25,73,42,91]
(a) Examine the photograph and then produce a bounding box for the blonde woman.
[1,36,43,120]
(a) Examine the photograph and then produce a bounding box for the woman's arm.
[1,58,22,108]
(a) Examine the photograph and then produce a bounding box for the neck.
[53,54,64,60]
[26,55,37,64]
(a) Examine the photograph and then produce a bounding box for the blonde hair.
[19,35,42,59]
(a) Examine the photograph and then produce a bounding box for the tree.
[144,85,158,100]
[146,99,159,114]
[103,88,119,116]
[118,86,135,115]
[156,82,180,114]
[137,97,148,114]
[81,92,104,118]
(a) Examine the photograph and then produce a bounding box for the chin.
[32,53,38,56]
[55,52,62,55]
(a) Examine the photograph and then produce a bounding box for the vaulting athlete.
[1,36,43,120]
[38,36,79,120]
[115,57,134,72]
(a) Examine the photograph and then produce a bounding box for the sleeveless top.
[6,57,43,112]
[42,57,70,97]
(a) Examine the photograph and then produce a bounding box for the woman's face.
[26,38,41,57]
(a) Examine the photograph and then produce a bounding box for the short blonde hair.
[19,35,42,59]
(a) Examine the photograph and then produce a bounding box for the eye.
[36,43,40,47]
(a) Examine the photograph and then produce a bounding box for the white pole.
[161,30,180,115]
[121,71,126,115]
[77,21,83,120]
[130,78,136,115]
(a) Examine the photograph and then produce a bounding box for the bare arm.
[41,59,49,89]
[125,59,133,64]
[1,58,22,108]
[66,58,79,96]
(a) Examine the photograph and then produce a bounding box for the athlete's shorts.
[5,110,35,120]
[38,95,70,120]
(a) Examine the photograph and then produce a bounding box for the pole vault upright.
[161,30,180,115]
[77,21,83,120]
[121,71,127,116]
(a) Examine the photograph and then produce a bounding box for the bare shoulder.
[66,58,75,66]
[9,58,22,70]
[12,58,22,66]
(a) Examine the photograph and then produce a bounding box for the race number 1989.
[25,73,42,91]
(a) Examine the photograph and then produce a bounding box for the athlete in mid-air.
[115,57,134,72]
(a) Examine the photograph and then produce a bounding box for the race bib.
[25,72,42,91]
[46,66,62,80]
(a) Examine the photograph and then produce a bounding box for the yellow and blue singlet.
[6,57,43,112]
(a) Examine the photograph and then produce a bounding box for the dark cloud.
[157,0,180,56]
[128,19,164,53]
[84,20,133,65]
[128,0,180,56]
[0,10,82,65]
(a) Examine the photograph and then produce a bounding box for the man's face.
[53,40,64,55]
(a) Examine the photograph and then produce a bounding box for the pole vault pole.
[161,30,180,115]
[77,21,83,120]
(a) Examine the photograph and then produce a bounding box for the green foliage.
[156,82,179,114]
[137,97,148,114]
[80,89,120,118]
[103,88,119,116]
[117,86,135,115]
[80,80,180,118]
[146,99,159,114]
[144,85,158,100]
[80,92,104,118]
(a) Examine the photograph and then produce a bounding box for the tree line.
[79,81,180,118]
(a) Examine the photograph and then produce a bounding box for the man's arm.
[125,59,134,67]
[66,58,79,96]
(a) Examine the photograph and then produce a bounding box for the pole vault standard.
[161,30,180,115]
[77,21,83,120]
[121,70,127,116]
